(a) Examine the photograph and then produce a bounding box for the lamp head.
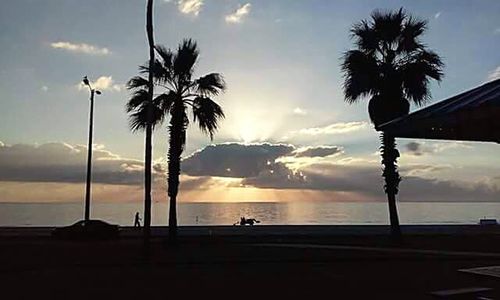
[82,76,90,87]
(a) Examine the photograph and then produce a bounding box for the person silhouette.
[134,212,141,228]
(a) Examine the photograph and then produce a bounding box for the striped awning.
[378,78,500,143]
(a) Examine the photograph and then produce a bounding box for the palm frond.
[125,89,149,113]
[372,8,405,45]
[341,50,380,103]
[155,45,173,70]
[153,91,176,115]
[400,50,443,105]
[127,100,166,133]
[418,50,444,80]
[126,86,168,132]
[173,39,199,82]
[351,20,379,54]
[128,108,149,132]
[192,96,225,140]
[126,76,149,90]
[398,16,426,53]
[195,73,226,96]
[154,45,175,85]
[138,60,164,78]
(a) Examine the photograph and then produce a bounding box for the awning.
[378,78,500,143]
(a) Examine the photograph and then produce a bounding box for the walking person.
[134,212,142,228]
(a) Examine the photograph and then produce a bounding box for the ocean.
[1,202,499,226]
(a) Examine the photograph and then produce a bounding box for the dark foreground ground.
[2,225,500,299]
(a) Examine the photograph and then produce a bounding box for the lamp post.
[82,76,101,221]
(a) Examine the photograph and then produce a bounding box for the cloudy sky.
[1,0,500,203]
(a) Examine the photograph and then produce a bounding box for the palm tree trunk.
[144,125,152,243]
[167,106,184,244]
[380,132,402,240]
[143,0,155,247]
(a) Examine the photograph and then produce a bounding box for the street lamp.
[82,76,101,221]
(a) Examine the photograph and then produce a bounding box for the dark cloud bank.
[1,141,499,202]
[182,143,500,202]
[0,142,150,185]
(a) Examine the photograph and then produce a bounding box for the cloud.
[292,107,307,115]
[487,66,500,82]
[292,146,343,158]
[1,141,499,203]
[405,141,427,156]
[182,143,345,178]
[183,143,294,178]
[41,86,48,92]
[292,121,369,136]
[400,164,453,177]
[50,41,110,55]
[434,12,441,19]
[404,141,472,156]
[243,160,500,202]
[77,76,122,92]
[0,142,155,185]
[494,28,500,35]
[177,0,203,16]
[225,3,252,24]
[181,142,500,202]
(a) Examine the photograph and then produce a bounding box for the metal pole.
[84,89,94,221]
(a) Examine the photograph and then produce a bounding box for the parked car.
[479,218,498,226]
[52,219,120,239]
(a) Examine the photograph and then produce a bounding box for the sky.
[0,0,500,203]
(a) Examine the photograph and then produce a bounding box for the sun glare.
[230,110,279,144]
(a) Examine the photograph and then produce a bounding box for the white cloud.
[487,66,500,82]
[494,28,500,34]
[41,86,48,92]
[77,76,122,92]
[293,107,307,115]
[177,0,203,16]
[50,41,110,55]
[434,12,441,19]
[293,121,369,136]
[225,3,252,24]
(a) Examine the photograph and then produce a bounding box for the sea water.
[1,202,500,226]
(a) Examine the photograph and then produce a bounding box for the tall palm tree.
[341,8,443,239]
[144,0,155,246]
[131,39,226,243]
[127,0,156,247]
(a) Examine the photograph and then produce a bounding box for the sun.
[232,112,278,144]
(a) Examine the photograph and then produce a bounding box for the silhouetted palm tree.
[126,0,157,248]
[341,8,443,239]
[143,0,155,246]
[133,39,226,242]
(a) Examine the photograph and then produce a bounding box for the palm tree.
[132,39,226,243]
[143,0,155,246]
[341,8,443,239]
[126,0,157,248]
[124,0,157,248]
